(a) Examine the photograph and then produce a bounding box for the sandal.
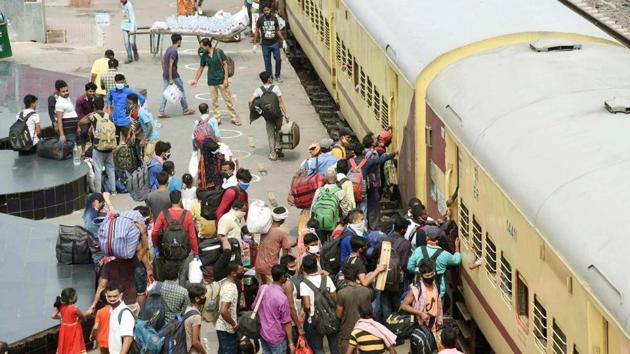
[231,119,242,126]
[183,109,196,116]
[158,113,170,118]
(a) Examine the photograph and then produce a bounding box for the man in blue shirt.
[127,93,159,163]
[120,0,138,63]
[148,141,171,190]
[107,74,144,144]
[158,33,195,118]
[307,138,339,176]
[339,209,367,265]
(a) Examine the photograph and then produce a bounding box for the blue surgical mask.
[115,83,125,90]
[239,182,250,191]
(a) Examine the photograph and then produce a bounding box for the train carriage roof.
[344,0,612,83]
[427,42,630,337]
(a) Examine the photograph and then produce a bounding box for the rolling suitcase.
[279,121,300,150]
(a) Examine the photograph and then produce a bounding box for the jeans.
[159,78,189,114]
[261,338,287,354]
[261,41,282,79]
[217,330,239,354]
[380,290,401,321]
[304,321,340,354]
[92,149,115,194]
[122,30,138,61]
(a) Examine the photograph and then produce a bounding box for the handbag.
[238,285,268,339]
[295,335,313,354]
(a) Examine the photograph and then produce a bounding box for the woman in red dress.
[52,288,87,354]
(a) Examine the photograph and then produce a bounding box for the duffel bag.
[56,225,92,265]
[98,211,144,259]
[279,121,300,150]
[288,173,324,209]
[246,200,273,234]
[199,238,222,266]
[37,138,74,161]
[385,313,416,346]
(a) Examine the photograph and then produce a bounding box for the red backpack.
[345,158,367,203]
[193,116,217,149]
[288,173,325,209]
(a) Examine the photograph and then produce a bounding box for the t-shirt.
[101,258,139,305]
[215,280,238,333]
[138,108,159,141]
[343,254,367,278]
[199,49,227,86]
[95,306,111,348]
[108,303,135,354]
[162,47,181,80]
[16,109,40,145]
[92,57,110,96]
[439,349,465,354]
[146,189,172,222]
[256,14,280,45]
[253,84,282,98]
[337,284,373,339]
[254,226,291,275]
[183,306,202,353]
[217,209,243,239]
[88,111,114,152]
[349,328,386,354]
[299,274,335,321]
[55,96,78,118]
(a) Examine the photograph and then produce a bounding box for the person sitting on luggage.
[400,258,443,333]
[342,236,386,288]
[248,71,289,161]
[215,168,252,221]
[217,199,247,240]
[347,301,397,354]
[148,141,171,190]
[16,94,42,155]
[406,226,461,297]
[54,80,80,144]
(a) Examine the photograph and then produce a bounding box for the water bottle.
[72,144,81,166]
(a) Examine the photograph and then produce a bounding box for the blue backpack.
[139,282,167,331]
[366,230,387,259]
[117,308,164,354]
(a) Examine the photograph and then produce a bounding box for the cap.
[425,225,445,241]
[379,130,393,145]
[308,142,321,156]
[319,138,334,150]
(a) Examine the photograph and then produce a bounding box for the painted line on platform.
[250,174,261,183]
[194,93,238,102]
[185,63,199,71]
[232,149,252,159]
[220,129,243,139]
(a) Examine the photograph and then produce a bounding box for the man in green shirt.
[191,38,241,126]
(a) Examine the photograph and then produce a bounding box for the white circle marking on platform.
[250,174,261,183]
[232,149,252,159]
[185,63,199,71]
[183,48,200,55]
[195,93,211,101]
[220,129,243,139]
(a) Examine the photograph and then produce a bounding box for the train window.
[516,273,529,325]
[374,89,381,119]
[484,235,497,282]
[459,201,470,240]
[352,59,359,91]
[366,77,374,108]
[324,19,330,49]
[534,296,548,350]
[471,216,482,258]
[499,253,513,305]
[359,68,366,100]
[335,35,342,68]
[381,96,389,128]
[425,126,433,148]
[552,321,568,354]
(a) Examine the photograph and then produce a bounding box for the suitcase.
[279,121,300,150]
[288,173,324,209]
[37,138,74,161]
[56,225,92,265]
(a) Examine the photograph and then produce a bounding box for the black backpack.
[416,246,444,287]
[56,225,92,265]
[302,276,340,336]
[320,237,343,275]
[410,325,438,354]
[384,237,405,292]
[9,111,35,151]
[138,282,167,331]
[258,85,282,122]
[160,210,191,261]
[199,237,222,266]
[159,309,200,354]
[200,187,237,220]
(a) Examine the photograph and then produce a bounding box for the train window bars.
[471,216,483,258]
[484,235,497,282]
[534,296,548,350]
[458,201,469,241]
[499,253,513,305]
[552,320,568,354]
[516,273,529,325]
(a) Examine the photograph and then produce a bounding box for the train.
[284,0,630,353]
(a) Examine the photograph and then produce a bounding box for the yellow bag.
[198,218,217,238]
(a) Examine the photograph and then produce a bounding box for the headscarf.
[271,206,288,222]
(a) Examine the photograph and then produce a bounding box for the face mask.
[115,83,125,90]
[107,297,121,306]
[351,220,365,232]
[422,275,435,285]
[239,182,250,191]
[308,245,320,254]
[235,210,246,219]
[221,172,232,179]
[288,269,296,276]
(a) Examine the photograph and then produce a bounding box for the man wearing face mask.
[148,141,171,191]
[184,284,207,354]
[400,258,443,333]
[127,93,159,163]
[106,74,145,144]
[216,261,245,354]
[255,206,291,284]
[217,200,247,240]
[343,236,386,288]
[221,160,238,189]
[215,168,252,221]
[300,233,321,271]
[105,281,135,354]
[339,209,367,265]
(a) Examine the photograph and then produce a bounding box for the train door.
[587,302,609,354]
[425,105,447,218]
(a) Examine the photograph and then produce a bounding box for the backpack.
[408,225,427,248]
[160,210,191,261]
[409,325,438,354]
[56,225,92,265]
[92,112,117,151]
[288,172,324,209]
[114,144,139,173]
[385,313,416,346]
[98,211,143,259]
[348,158,368,203]
[331,144,346,159]
[225,55,235,78]
[320,237,342,274]
[258,85,282,122]
[117,308,163,354]
[302,276,340,335]
[384,237,404,292]
[139,282,167,331]
[202,280,222,323]
[312,186,341,231]
[9,111,35,151]
[127,161,160,202]
[200,187,237,220]
[417,246,444,287]
[193,116,217,150]
[159,309,200,354]
[199,237,222,266]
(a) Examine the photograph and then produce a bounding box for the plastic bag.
[162,84,183,105]
[295,336,313,354]
[189,151,200,179]
[246,200,273,234]
[188,258,203,283]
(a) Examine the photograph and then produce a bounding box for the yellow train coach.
[286,0,630,353]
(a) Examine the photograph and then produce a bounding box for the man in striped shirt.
[347,302,397,354]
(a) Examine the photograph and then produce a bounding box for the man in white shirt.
[299,254,339,354]
[217,199,246,240]
[220,160,238,189]
[248,71,289,161]
[54,80,79,143]
[106,281,135,354]
[16,94,42,154]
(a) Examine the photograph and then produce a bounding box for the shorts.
[77,125,90,144]
[135,262,147,295]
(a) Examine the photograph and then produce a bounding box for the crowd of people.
[5,1,466,354]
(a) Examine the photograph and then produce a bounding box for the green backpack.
[312,186,341,231]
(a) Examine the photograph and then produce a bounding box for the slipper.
[231,119,242,126]
[157,113,170,118]
[183,109,196,116]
